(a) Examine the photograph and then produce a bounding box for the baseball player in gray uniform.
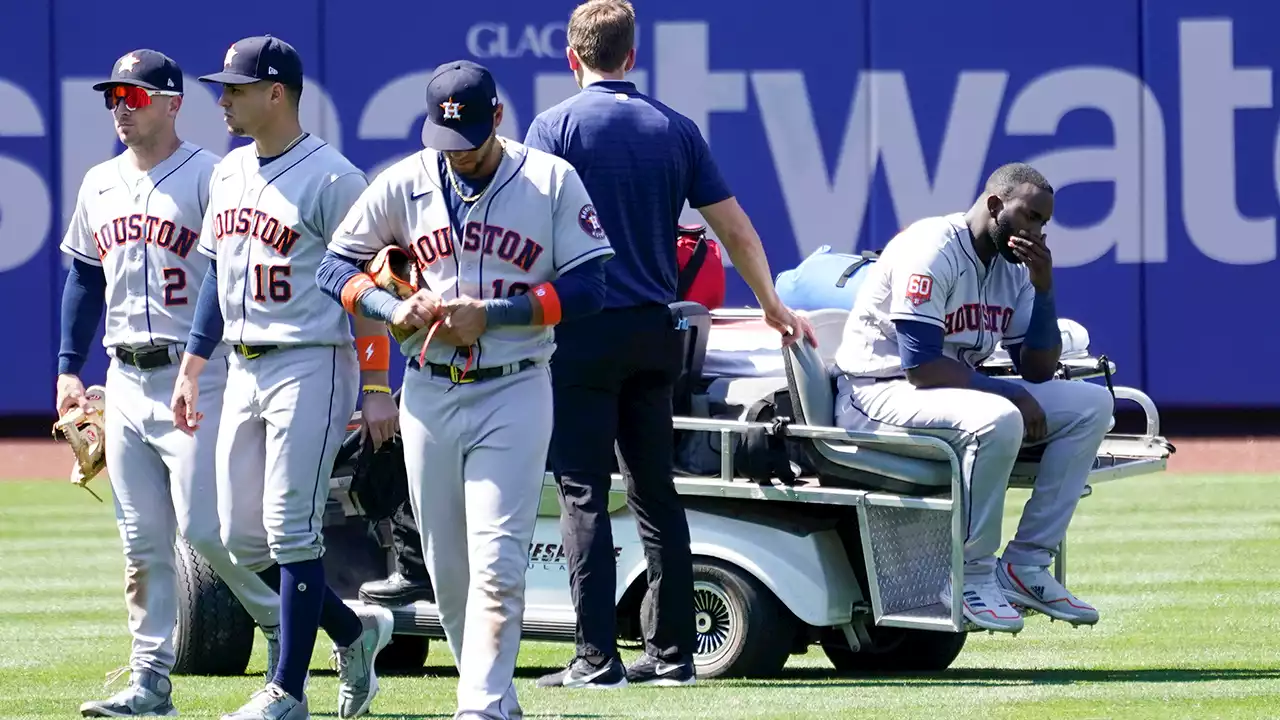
[318,60,614,720]
[168,35,396,720]
[57,49,282,718]
[833,162,1112,634]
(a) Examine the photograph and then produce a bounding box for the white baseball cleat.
[997,560,1099,626]
[940,576,1025,634]
[221,683,308,720]
[333,605,394,718]
[79,668,178,717]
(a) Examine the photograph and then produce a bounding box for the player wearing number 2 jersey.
[58,50,283,718]
[170,35,395,720]
[833,163,1113,634]
[318,60,613,720]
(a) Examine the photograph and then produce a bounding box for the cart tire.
[374,634,430,675]
[642,558,795,679]
[173,536,256,676]
[821,625,967,674]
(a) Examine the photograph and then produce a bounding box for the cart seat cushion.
[782,339,954,491]
[702,308,849,378]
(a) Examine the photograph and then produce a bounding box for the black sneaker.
[625,653,696,687]
[535,656,628,689]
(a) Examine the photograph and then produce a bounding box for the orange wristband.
[530,283,562,326]
[357,335,390,371]
[341,274,378,315]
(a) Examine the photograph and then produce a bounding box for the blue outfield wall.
[0,0,1275,415]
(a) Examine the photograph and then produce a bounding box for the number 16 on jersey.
[253,264,292,302]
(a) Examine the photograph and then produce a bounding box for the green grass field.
[2,474,1279,719]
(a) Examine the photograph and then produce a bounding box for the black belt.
[233,344,280,359]
[408,357,537,383]
[115,345,176,370]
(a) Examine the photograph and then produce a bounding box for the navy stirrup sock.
[273,561,325,699]
[259,563,363,650]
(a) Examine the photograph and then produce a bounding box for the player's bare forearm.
[698,197,783,310]
[1018,345,1061,383]
[177,353,208,379]
[906,356,1028,403]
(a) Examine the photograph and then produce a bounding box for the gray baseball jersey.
[831,211,1114,606]
[328,138,615,367]
[61,141,217,350]
[835,212,1035,378]
[59,140,283,676]
[197,134,369,347]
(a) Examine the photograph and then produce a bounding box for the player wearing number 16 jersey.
[170,35,395,720]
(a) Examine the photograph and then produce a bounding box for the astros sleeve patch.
[886,239,951,328]
[904,274,933,306]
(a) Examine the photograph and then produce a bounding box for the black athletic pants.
[389,499,428,580]
[550,303,695,662]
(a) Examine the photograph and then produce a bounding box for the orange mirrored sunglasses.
[103,85,181,111]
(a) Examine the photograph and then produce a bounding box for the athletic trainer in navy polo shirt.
[524,0,814,692]
[525,79,730,309]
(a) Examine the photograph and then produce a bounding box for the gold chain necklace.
[280,131,308,154]
[446,162,491,203]
[445,139,503,203]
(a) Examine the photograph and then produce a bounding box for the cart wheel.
[172,536,255,676]
[374,634,430,675]
[641,559,795,679]
[820,625,966,674]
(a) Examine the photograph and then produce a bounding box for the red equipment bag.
[675,223,725,310]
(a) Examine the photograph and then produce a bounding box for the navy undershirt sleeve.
[894,319,944,370]
[316,249,402,322]
[186,261,224,359]
[549,256,607,321]
[484,256,607,326]
[1023,290,1060,350]
[316,249,363,303]
[58,259,107,376]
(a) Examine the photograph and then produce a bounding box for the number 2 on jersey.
[253,264,292,302]
[491,279,530,298]
[163,268,187,306]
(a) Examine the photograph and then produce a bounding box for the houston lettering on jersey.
[945,303,1014,336]
[212,207,301,257]
[409,222,545,272]
[93,213,198,261]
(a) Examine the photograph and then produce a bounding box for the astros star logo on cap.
[224,45,237,67]
[440,97,464,121]
[118,54,140,73]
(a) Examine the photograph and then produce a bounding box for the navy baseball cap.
[92,49,183,93]
[199,35,303,87]
[420,60,499,151]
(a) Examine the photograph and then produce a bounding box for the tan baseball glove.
[51,385,107,502]
[366,245,422,343]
